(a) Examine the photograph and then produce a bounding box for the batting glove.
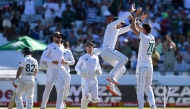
[13,78,19,88]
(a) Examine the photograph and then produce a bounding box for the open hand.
[135,7,142,17]
[140,12,147,21]
[130,3,136,13]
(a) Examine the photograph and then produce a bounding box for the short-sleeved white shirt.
[19,55,38,80]
[138,32,155,64]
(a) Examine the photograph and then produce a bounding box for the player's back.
[20,55,38,80]
[138,32,155,64]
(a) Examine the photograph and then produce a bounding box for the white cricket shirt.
[102,12,131,49]
[62,49,75,72]
[138,32,155,64]
[19,55,38,80]
[41,42,65,68]
[75,53,101,79]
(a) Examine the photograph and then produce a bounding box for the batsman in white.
[40,31,67,109]
[130,7,157,109]
[100,4,136,96]
[75,42,102,109]
[13,47,38,109]
[55,40,75,109]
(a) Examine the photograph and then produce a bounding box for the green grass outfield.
[1,107,188,109]
[35,107,189,109]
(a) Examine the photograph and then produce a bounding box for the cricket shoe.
[106,76,119,85]
[62,101,67,109]
[151,105,157,109]
[106,84,118,96]
[90,98,100,103]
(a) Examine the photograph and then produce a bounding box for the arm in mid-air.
[130,8,143,37]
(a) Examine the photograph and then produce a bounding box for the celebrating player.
[55,40,75,109]
[13,47,38,109]
[75,42,102,109]
[40,31,67,109]
[130,7,157,109]
[100,4,136,96]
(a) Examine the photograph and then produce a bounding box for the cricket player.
[130,7,157,109]
[100,4,136,96]
[40,31,67,109]
[75,42,102,109]
[13,47,38,109]
[55,40,75,109]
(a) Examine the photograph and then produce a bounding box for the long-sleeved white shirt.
[41,42,65,68]
[62,49,75,72]
[102,12,131,49]
[75,53,102,79]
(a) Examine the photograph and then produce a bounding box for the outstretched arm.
[130,7,142,37]
[108,3,136,28]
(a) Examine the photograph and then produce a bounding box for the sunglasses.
[56,36,62,39]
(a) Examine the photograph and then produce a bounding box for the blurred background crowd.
[0,0,190,75]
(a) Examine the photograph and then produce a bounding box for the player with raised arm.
[75,42,102,109]
[100,4,136,96]
[40,31,68,109]
[130,7,157,109]
[13,47,38,109]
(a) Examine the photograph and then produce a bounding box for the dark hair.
[142,23,151,34]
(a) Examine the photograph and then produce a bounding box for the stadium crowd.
[0,0,190,75]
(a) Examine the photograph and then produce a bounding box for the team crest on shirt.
[54,47,56,49]
[85,58,88,61]
[45,48,48,50]
[19,61,21,64]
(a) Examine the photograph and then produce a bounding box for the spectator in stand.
[43,0,56,26]
[2,5,12,41]
[108,0,122,16]
[182,13,190,37]
[162,34,176,74]
[85,1,98,24]
[118,39,132,70]
[62,4,75,29]
[152,47,160,71]
[66,30,78,49]
[160,13,170,36]
[97,0,113,23]
[174,54,187,75]
[155,37,163,55]
[171,13,180,34]
[181,46,190,64]
[74,3,86,30]
[54,0,66,26]
[23,0,35,23]
[148,16,161,38]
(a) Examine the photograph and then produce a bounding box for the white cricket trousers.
[55,72,71,100]
[136,64,155,109]
[101,47,128,80]
[15,80,35,109]
[41,67,66,109]
[81,78,98,109]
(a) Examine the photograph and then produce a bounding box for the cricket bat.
[8,88,16,109]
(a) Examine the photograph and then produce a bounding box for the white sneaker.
[90,98,100,103]
[151,105,157,109]
[106,84,118,96]
[106,76,119,85]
